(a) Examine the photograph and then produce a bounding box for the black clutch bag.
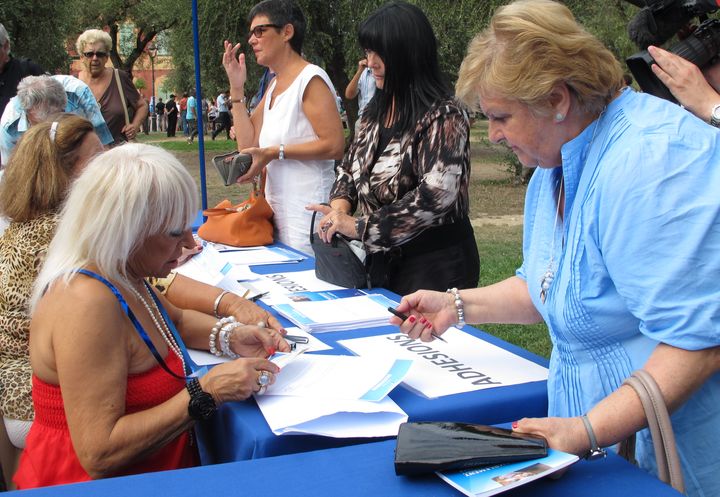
[394,422,548,476]
[211,152,253,186]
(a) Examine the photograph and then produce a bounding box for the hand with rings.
[255,369,275,395]
[199,357,279,402]
[305,203,356,244]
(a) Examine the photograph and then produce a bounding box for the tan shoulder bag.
[618,369,685,494]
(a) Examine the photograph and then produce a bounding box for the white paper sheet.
[255,394,408,437]
[339,328,548,398]
[221,246,305,266]
[263,354,412,400]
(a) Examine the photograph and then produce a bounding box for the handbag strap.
[114,69,131,127]
[620,369,685,494]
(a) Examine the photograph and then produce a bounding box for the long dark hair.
[358,1,449,133]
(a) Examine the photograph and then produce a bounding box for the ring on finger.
[256,370,272,395]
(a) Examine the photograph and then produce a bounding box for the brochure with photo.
[436,449,579,497]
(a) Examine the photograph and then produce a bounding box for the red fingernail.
[425,322,433,329]
[267,347,276,356]
[512,421,518,429]
[420,317,427,324]
[408,315,417,324]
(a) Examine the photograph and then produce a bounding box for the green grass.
[471,224,552,360]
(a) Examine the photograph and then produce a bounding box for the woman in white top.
[222,0,344,254]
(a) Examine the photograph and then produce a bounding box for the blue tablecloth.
[195,245,549,464]
[17,439,682,497]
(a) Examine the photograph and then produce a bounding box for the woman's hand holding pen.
[390,290,458,342]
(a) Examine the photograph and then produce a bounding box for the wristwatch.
[709,103,720,128]
[186,377,217,421]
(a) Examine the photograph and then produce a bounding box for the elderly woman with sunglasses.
[221,0,344,255]
[392,2,720,496]
[76,29,148,145]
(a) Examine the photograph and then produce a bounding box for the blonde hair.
[31,144,199,308]
[456,0,623,116]
[75,28,112,55]
[0,114,95,222]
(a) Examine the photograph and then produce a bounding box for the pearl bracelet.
[446,287,465,329]
[219,321,244,359]
[210,316,236,357]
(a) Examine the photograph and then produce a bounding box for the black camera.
[625,0,720,103]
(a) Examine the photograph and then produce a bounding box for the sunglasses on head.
[248,24,281,39]
[83,51,108,59]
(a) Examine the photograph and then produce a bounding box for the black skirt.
[367,216,479,296]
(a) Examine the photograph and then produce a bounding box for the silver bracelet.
[213,290,230,319]
[219,321,243,359]
[580,414,607,460]
[446,287,465,329]
[210,316,236,357]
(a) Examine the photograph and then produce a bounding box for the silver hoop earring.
[555,113,565,122]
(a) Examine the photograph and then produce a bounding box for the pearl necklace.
[539,107,606,304]
[128,282,187,375]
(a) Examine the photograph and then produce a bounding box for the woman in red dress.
[15,144,289,488]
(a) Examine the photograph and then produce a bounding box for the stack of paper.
[254,353,412,437]
[272,293,398,332]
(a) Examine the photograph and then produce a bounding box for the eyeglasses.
[83,51,108,59]
[248,24,281,39]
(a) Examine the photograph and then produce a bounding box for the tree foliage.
[66,0,184,76]
[0,0,75,72]
[5,0,644,106]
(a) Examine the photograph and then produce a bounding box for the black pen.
[387,307,447,343]
[249,292,269,302]
[284,334,310,344]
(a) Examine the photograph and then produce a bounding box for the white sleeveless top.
[259,64,336,255]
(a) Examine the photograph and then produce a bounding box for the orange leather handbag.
[197,174,274,247]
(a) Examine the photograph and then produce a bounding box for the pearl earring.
[555,113,565,122]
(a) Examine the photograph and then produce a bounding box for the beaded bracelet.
[446,287,465,329]
[213,291,230,319]
[210,316,236,357]
[219,321,243,359]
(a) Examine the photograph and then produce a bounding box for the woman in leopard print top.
[0,115,103,448]
[308,2,479,296]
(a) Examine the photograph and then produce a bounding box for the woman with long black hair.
[308,1,479,296]
[308,2,480,294]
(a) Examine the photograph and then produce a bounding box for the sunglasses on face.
[83,51,108,59]
[248,24,281,39]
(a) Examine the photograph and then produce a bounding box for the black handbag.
[310,209,369,289]
[394,422,548,476]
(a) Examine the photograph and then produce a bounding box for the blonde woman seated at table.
[0,117,284,460]
[392,2,720,497]
[14,144,288,488]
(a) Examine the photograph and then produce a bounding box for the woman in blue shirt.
[392,2,720,496]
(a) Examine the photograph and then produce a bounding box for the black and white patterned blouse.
[330,97,471,254]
